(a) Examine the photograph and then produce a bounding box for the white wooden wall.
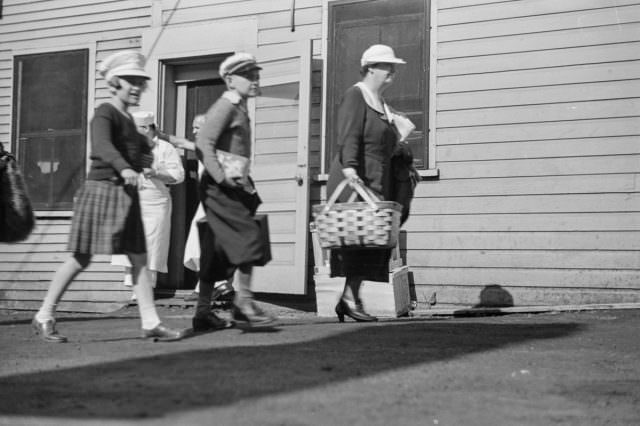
[408,0,640,306]
[0,1,152,311]
[0,0,326,310]
[1,0,639,310]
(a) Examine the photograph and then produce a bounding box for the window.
[12,49,88,210]
[327,0,430,169]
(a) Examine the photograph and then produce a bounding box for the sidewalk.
[1,305,639,426]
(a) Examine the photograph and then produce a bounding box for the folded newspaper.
[216,149,253,192]
[391,113,416,142]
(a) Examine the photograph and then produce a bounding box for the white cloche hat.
[360,44,406,67]
[99,50,151,81]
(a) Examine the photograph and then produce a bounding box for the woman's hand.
[120,168,139,186]
[342,167,362,184]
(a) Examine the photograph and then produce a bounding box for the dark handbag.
[0,145,36,242]
[254,214,272,266]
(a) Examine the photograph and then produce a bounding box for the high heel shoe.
[335,299,378,323]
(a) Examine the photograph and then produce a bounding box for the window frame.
[320,0,439,179]
[10,45,96,214]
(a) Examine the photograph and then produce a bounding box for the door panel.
[251,41,312,294]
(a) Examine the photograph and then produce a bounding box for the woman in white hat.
[326,44,418,322]
[32,51,187,342]
[111,111,185,290]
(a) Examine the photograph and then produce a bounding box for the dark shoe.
[32,317,68,343]
[232,302,277,328]
[142,323,187,341]
[192,312,234,332]
[335,299,378,323]
[183,291,199,302]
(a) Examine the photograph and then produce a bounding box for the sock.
[133,282,161,329]
[36,256,82,322]
[123,271,133,287]
[35,304,57,323]
[131,270,161,330]
[233,267,253,308]
[196,281,213,317]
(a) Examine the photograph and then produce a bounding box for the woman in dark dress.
[327,44,418,322]
[31,51,186,342]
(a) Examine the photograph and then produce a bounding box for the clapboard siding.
[439,4,640,41]
[2,0,639,310]
[0,1,152,311]
[407,231,640,251]
[0,218,128,311]
[438,81,640,110]
[412,193,640,215]
[439,137,640,160]
[437,117,640,144]
[414,0,640,306]
[438,0,640,25]
[439,23,640,58]
[408,250,640,270]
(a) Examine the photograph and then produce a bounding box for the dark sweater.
[328,85,397,198]
[87,103,152,181]
[196,91,251,184]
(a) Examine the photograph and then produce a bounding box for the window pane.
[18,51,86,132]
[327,0,428,169]
[14,49,88,209]
[20,134,84,209]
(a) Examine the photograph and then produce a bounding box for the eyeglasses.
[370,63,396,74]
[233,70,260,82]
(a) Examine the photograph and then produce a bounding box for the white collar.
[355,82,387,115]
[222,91,243,105]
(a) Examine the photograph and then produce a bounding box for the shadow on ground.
[0,320,581,419]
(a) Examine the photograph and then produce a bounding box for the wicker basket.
[312,179,402,249]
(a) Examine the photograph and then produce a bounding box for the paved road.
[0,307,639,426]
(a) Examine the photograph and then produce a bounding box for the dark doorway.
[156,58,227,291]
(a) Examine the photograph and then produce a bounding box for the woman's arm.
[144,142,185,184]
[337,87,367,181]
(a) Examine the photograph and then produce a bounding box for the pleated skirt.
[67,180,146,255]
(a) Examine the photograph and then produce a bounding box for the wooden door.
[250,41,312,295]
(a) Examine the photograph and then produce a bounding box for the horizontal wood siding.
[0,220,130,312]
[0,0,325,310]
[414,0,640,306]
[0,1,151,311]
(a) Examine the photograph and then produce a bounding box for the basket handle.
[323,179,380,213]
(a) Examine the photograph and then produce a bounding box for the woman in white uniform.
[112,111,184,288]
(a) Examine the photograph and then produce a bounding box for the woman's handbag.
[312,179,402,249]
[0,145,36,242]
